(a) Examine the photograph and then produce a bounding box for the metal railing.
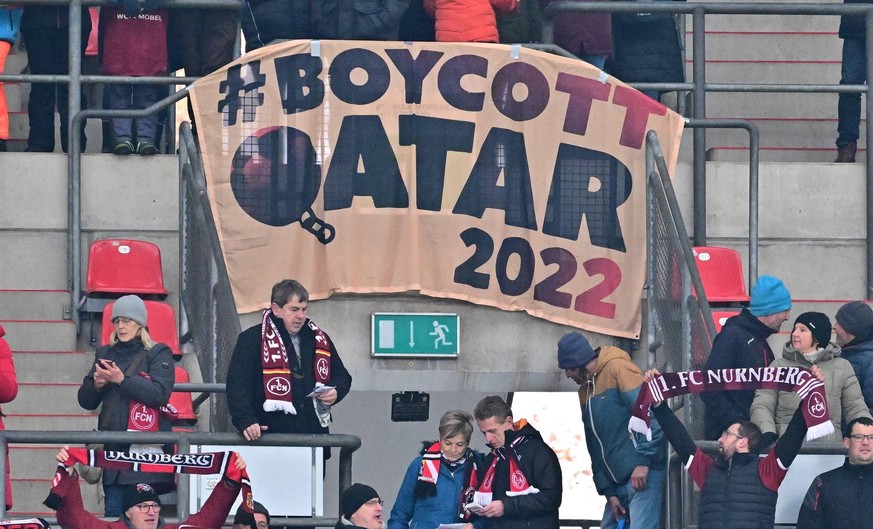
[0,429,361,523]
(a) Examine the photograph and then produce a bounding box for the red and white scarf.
[476,423,539,506]
[415,442,479,521]
[0,519,50,529]
[629,367,833,441]
[50,449,253,511]
[127,372,178,431]
[260,310,331,415]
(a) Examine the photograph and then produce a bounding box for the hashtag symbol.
[217,62,266,126]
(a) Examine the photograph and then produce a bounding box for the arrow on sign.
[409,321,415,347]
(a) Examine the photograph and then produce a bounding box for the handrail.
[0,430,361,522]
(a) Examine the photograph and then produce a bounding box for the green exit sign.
[371,313,460,357]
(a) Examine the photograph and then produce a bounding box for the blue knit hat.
[557,332,597,369]
[749,276,792,316]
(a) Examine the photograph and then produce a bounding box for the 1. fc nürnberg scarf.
[50,449,253,511]
[629,367,832,441]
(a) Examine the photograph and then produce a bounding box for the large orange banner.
[189,40,684,339]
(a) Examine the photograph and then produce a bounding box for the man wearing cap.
[557,332,665,529]
[835,301,873,415]
[701,275,792,440]
[233,501,271,529]
[50,447,248,529]
[337,483,384,529]
[226,280,352,445]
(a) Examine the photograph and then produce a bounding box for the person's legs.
[626,467,665,529]
[107,84,134,154]
[133,84,159,154]
[837,36,866,159]
[103,481,124,517]
[22,26,61,152]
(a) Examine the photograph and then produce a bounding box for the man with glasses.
[643,366,823,529]
[796,416,873,528]
[233,501,271,529]
[50,447,248,529]
[336,483,384,529]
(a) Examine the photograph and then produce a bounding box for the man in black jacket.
[701,275,792,439]
[225,279,352,444]
[472,396,562,529]
[797,416,873,528]
[646,366,821,529]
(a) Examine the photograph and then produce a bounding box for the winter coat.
[52,470,241,529]
[839,0,873,40]
[477,422,562,529]
[841,337,873,415]
[100,6,168,76]
[797,459,873,529]
[0,325,18,509]
[608,2,684,84]
[77,336,175,488]
[540,0,611,56]
[578,346,666,498]
[0,8,22,44]
[398,0,436,41]
[241,0,314,51]
[750,342,871,442]
[226,316,352,437]
[701,308,777,440]
[315,0,410,40]
[388,450,482,529]
[424,0,517,42]
[496,0,542,44]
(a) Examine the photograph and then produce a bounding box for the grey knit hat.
[111,295,148,327]
[836,301,873,339]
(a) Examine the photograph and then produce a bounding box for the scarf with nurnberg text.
[260,309,331,415]
[45,449,253,512]
[628,367,832,441]
[415,442,480,521]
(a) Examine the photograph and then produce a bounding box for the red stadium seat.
[102,300,181,359]
[85,239,168,298]
[169,366,198,425]
[712,310,741,332]
[692,246,750,305]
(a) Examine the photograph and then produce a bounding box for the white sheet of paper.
[306,385,336,397]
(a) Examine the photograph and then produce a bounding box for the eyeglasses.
[135,503,161,513]
[364,499,383,507]
[849,434,873,443]
[721,429,745,440]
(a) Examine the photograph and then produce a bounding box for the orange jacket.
[424,0,518,42]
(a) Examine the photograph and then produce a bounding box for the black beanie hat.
[122,483,161,513]
[233,501,270,527]
[342,483,379,518]
[794,312,832,348]
[836,301,873,339]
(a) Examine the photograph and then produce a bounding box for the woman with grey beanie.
[76,294,175,516]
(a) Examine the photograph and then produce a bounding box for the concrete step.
[705,147,856,162]
[4,383,85,415]
[0,291,71,321]
[12,350,93,383]
[3,84,25,113]
[4,413,98,431]
[698,60,843,85]
[7,113,105,154]
[0,320,77,351]
[706,118,862,150]
[702,91,853,120]
[687,32,840,62]
[696,15,838,32]
[10,446,72,480]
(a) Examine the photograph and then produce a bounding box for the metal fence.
[178,123,243,432]
[0,429,361,523]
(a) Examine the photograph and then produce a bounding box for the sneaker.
[112,140,135,155]
[137,141,158,156]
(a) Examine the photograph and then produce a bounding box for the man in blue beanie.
[701,275,792,440]
[556,332,665,529]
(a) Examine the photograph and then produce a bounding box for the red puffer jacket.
[0,325,19,509]
[424,0,517,42]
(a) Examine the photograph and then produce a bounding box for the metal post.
[866,10,873,298]
[692,6,707,245]
[68,0,83,330]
